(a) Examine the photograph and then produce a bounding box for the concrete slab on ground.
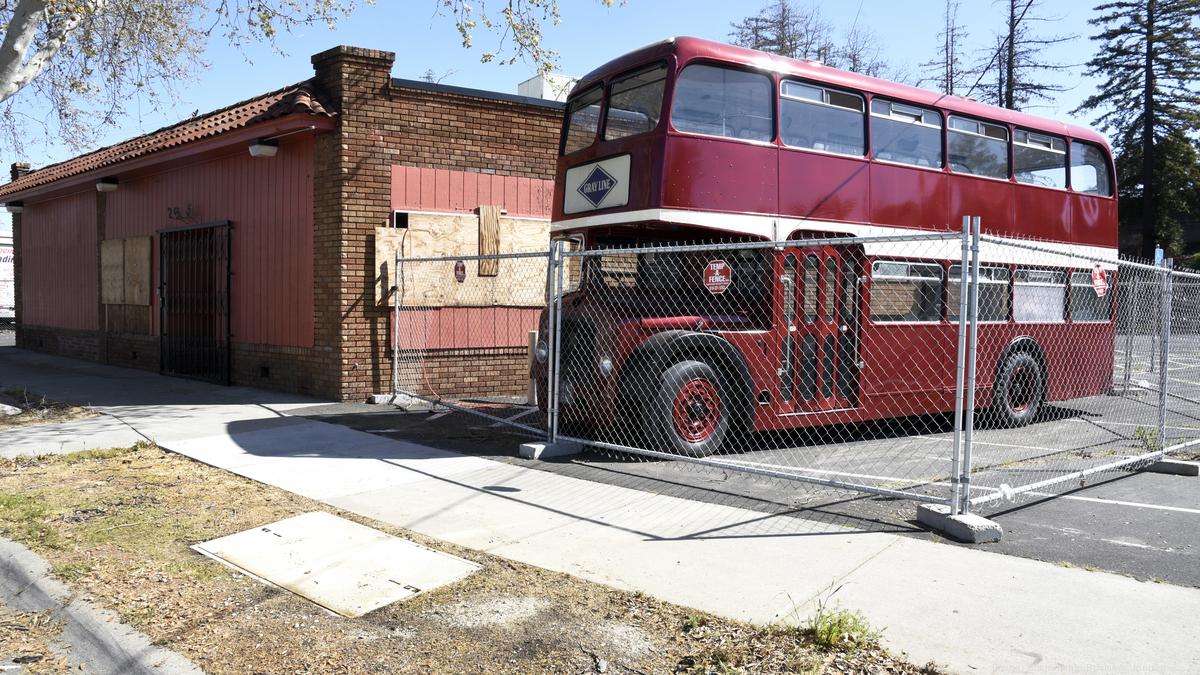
[4,347,1200,673]
[0,415,145,457]
[193,511,479,617]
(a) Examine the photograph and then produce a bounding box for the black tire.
[643,360,730,457]
[991,351,1045,427]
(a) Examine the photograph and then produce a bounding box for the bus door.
[780,245,862,413]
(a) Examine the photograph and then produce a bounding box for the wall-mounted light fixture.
[5,201,23,213]
[95,177,119,193]
[248,138,279,158]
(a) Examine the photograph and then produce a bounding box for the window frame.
[778,79,867,158]
[869,98,945,171]
[668,60,777,145]
[948,264,1012,323]
[1069,270,1113,322]
[560,85,605,156]
[1013,128,1068,191]
[1068,140,1115,198]
[602,61,669,143]
[1013,267,1068,323]
[868,259,945,324]
[946,114,1011,182]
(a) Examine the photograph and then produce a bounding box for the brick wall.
[310,46,562,401]
[396,348,532,400]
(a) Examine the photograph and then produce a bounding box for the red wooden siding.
[20,190,98,330]
[105,134,315,346]
[396,307,541,350]
[392,166,553,217]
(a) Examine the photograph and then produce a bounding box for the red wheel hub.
[1007,363,1036,414]
[672,378,720,443]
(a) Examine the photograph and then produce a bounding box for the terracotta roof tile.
[0,80,333,198]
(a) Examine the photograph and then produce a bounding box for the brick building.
[0,46,563,401]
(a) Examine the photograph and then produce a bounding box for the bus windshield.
[562,63,668,155]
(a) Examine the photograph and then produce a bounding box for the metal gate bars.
[159,221,232,385]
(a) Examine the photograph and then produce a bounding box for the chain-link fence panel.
[392,250,554,435]
[546,233,975,506]
[961,235,1171,511]
[1162,265,1200,457]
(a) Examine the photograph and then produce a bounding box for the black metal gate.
[159,221,231,385]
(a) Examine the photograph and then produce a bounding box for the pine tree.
[1075,0,1200,258]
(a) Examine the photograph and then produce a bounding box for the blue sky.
[0,0,1106,236]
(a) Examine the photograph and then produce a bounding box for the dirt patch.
[0,389,95,430]
[0,445,938,674]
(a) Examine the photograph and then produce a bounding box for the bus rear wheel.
[991,351,1045,427]
[644,360,729,458]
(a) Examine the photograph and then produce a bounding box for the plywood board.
[478,205,501,276]
[100,239,125,304]
[192,511,479,618]
[374,212,550,307]
[123,236,152,306]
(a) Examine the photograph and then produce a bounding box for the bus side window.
[870,99,942,168]
[948,116,1009,179]
[949,265,1011,321]
[1070,141,1113,196]
[1014,130,1067,189]
[780,81,865,156]
[1070,270,1112,321]
[671,64,774,142]
[869,261,942,322]
[1014,269,1067,322]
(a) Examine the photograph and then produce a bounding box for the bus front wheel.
[644,360,729,458]
[991,351,1045,427]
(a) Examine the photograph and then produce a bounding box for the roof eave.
[0,113,334,203]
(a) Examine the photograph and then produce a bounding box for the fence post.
[960,215,983,515]
[392,249,400,398]
[548,240,564,443]
[1158,260,1174,456]
[1121,278,1133,393]
[950,215,972,514]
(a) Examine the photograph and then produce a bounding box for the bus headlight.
[598,355,614,376]
[535,340,549,364]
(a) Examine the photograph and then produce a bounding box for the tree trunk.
[1005,0,1018,109]
[1141,0,1158,259]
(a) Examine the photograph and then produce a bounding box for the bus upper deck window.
[1070,142,1113,196]
[670,64,773,142]
[948,116,1009,180]
[870,100,943,169]
[604,64,668,141]
[562,86,603,155]
[1014,130,1067,189]
[780,81,865,156]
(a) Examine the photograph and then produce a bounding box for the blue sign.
[1155,246,1164,266]
[577,165,617,208]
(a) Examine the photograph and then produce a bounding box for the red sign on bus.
[704,259,732,294]
[1092,264,1108,297]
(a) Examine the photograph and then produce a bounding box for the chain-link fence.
[389,217,1200,521]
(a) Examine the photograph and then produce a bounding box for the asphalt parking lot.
[301,382,1200,588]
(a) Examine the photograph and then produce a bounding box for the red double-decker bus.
[536,37,1118,456]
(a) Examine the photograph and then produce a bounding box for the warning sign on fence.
[1092,263,1108,297]
[704,259,732,294]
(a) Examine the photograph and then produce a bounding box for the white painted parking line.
[965,483,1200,515]
[1062,418,1200,433]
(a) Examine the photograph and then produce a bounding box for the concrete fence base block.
[1145,459,1200,477]
[519,441,583,460]
[917,504,1003,543]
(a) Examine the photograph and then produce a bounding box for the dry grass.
[0,445,937,674]
[0,389,95,430]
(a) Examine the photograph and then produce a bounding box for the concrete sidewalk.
[2,347,1198,674]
